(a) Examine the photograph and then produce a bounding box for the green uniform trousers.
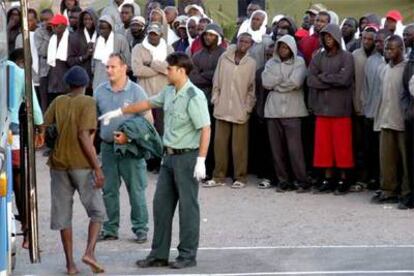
[379,129,411,197]
[101,142,149,236]
[148,150,200,261]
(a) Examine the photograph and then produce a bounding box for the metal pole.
[19,0,40,263]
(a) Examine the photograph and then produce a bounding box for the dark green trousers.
[148,150,200,261]
[101,142,149,236]
[379,129,411,196]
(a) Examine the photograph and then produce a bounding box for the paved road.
[13,153,414,275]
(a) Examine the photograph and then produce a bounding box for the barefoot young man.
[99,52,211,269]
[43,66,106,274]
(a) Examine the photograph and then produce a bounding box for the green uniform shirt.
[149,80,210,149]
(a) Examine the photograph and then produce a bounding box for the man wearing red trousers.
[307,23,355,194]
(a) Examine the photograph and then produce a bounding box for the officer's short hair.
[166,52,193,75]
[109,53,128,65]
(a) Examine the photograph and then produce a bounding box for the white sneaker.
[257,178,272,189]
[231,181,246,189]
[202,180,226,188]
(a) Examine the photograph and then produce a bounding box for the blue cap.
[64,65,90,87]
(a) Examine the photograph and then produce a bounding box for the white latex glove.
[98,108,123,125]
[193,157,206,181]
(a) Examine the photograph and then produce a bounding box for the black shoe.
[136,258,169,268]
[169,258,197,269]
[314,179,335,193]
[397,196,414,210]
[371,192,398,204]
[296,182,312,193]
[334,180,349,195]
[275,181,290,193]
[367,179,379,190]
[287,182,298,191]
[97,232,118,242]
[135,231,147,244]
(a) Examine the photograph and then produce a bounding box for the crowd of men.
[6,0,414,273]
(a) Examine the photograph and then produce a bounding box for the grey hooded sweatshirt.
[361,51,386,119]
[92,15,131,90]
[307,24,355,117]
[261,34,308,118]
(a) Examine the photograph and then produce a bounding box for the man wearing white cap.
[184,4,204,17]
[92,15,130,90]
[132,23,173,136]
[126,16,146,49]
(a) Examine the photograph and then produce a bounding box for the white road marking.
[141,271,414,276]
[129,244,414,252]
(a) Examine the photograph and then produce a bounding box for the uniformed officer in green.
[99,52,211,269]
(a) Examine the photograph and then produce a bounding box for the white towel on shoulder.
[84,28,97,43]
[93,32,114,64]
[47,28,69,67]
[142,36,168,61]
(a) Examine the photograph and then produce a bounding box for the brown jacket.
[131,43,174,97]
[212,45,256,124]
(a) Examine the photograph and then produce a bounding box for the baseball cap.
[50,14,68,26]
[184,4,204,15]
[386,10,403,22]
[306,3,327,15]
[131,16,145,26]
[147,23,162,35]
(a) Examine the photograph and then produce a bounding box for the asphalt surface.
[12,152,414,275]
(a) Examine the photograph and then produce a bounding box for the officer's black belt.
[164,147,198,155]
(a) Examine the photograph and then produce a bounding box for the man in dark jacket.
[307,24,355,194]
[190,23,226,180]
[341,17,358,52]
[272,16,297,42]
[34,8,54,111]
[7,7,21,55]
[47,14,70,106]
[350,13,381,52]
[68,6,82,33]
[67,8,98,95]
[251,43,275,189]
[401,24,414,208]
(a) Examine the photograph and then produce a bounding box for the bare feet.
[66,264,79,275]
[22,235,29,250]
[82,255,105,273]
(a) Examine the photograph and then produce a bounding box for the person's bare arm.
[78,129,104,188]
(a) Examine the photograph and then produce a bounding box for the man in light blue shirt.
[95,53,150,243]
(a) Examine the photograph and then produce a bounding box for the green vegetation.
[29,0,414,39]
